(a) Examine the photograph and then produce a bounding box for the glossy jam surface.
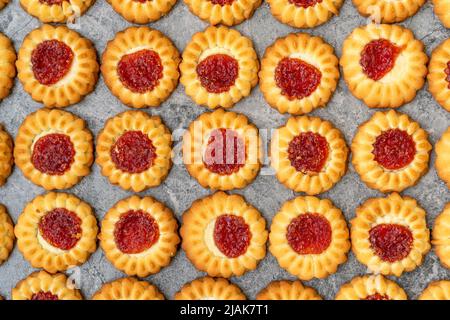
[210,0,234,4]
[369,223,413,262]
[39,0,65,4]
[32,133,75,175]
[288,132,329,174]
[372,129,416,170]
[196,54,239,93]
[445,61,450,89]
[31,292,59,300]
[275,57,321,100]
[38,208,82,251]
[31,40,74,86]
[111,131,156,174]
[288,0,322,7]
[286,213,332,255]
[118,49,163,93]
[204,128,245,175]
[114,210,159,254]
[364,293,390,300]
[360,39,400,81]
[214,214,251,258]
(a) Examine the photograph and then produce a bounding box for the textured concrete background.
[0,0,449,300]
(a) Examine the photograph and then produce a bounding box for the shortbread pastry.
[0,204,14,265]
[256,281,322,300]
[17,25,99,108]
[352,110,431,193]
[433,203,450,269]
[269,196,350,280]
[183,109,261,190]
[20,0,95,23]
[183,0,261,26]
[99,195,180,277]
[0,125,13,186]
[335,275,407,300]
[180,26,259,109]
[271,116,348,195]
[12,270,82,300]
[92,278,164,300]
[96,111,172,192]
[340,24,428,108]
[428,38,450,111]
[0,32,16,102]
[433,0,450,28]
[101,27,180,108]
[15,192,98,273]
[352,0,425,23]
[267,0,343,28]
[0,0,8,10]
[14,108,94,190]
[259,33,339,115]
[107,0,176,24]
[174,277,246,300]
[181,192,268,278]
[351,193,430,277]
[436,127,450,188]
[419,281,450,300]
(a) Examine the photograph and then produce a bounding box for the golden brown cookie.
[20,0,95,23]
[0,204,14,266]
[433,0,450,28]
[352,0,426,23]
[174,277,246,300]
[335,275,407,300]
[0,0,9,10]
[271,116,348,195]
[269,196,350,280]
[436,127,450,188]
[180,26,259,109]
[17,25,98,108]
[99,195,180,277]
[256,281,322,300]
[0,32,16,102]
[92,278,164,300]
[259,33,339,115]
[0,125,13,186]
[107,0,176,24]
[351,110,431,193]
[181,192,268,278]
[183,109,261,190]
[428,39,450,112]
[419,280,450,300]
[351,193,430,277]
[101,27,180,109]
[340,24,427,108]
[96,111,172,192]
[15,192,98,273]
[14,108,94,190]
[433,203,450,269]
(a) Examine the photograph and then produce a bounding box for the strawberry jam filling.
[118,49,163,93]
[369,223,413,262]
[372,129,416,170]
[210,0,234,4]
[31,40,74,86]
[288,132,329,173]
[196,54,239,93]
[286,213,332,255]
[31,292,59,300]
[203,128,245,175]
[111,131,156,174]
[445,61,450,89]
[360,39,401,81]
[114,210,159,254]
[38,208,82,251]
[288,0,322,8]
[32,133,75,175]
[275,57,321,100]
[214,214,251,258]
[364,293,390,300]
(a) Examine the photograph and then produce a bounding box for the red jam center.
[445,61,450,89]
[369,223,413,262]
[38,208,82,251]
[32,133,75,175]
[203,128,245,175]
[214,214,251,258]
[196,54,239,93]
[210,0,234,4]
[360,39,401,81]
[31,40,74,86]
[275,57,321,100]
[372,129,416,170]
[288,0,322,8]
[114,210,159,254]
[31,292,59,300]
[288,132,329,174]
[39,0,64,4]
[118,49,163,94]
[286,213,332,255]
[364,293,390,300]
[111,131,156,174]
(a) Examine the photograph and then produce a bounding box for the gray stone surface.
[0,0,449,301]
